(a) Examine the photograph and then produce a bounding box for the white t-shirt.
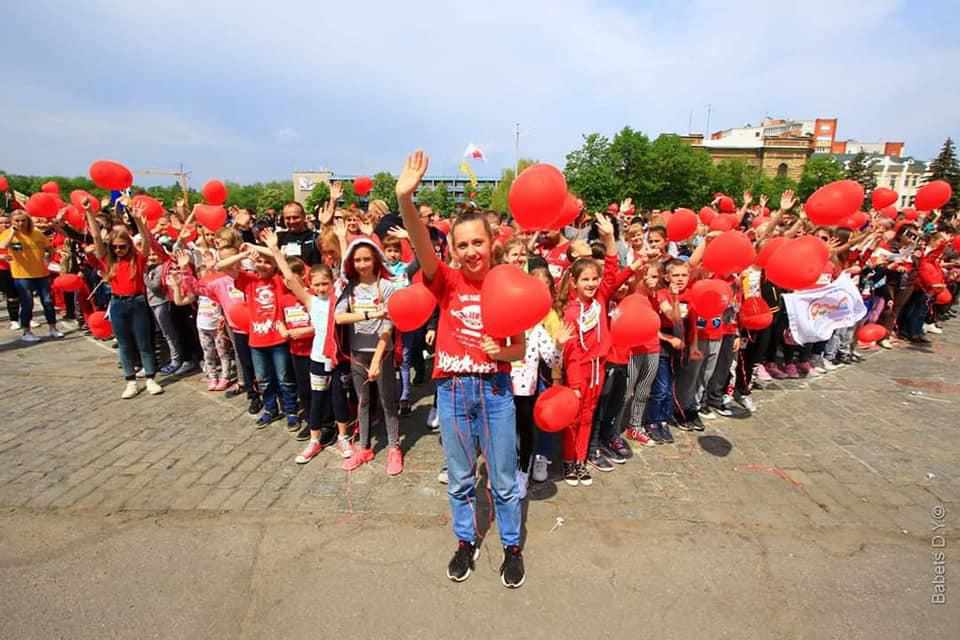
[309,295,333,368]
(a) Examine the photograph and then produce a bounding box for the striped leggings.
[617,352,660,430]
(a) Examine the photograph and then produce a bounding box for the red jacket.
[562,254,622,387]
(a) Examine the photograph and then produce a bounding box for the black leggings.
[291,353,311,418]
[0,269,18,322]
[171,303,201,364]
[513,395,536,473]
[309,360,352,430]
[230,330,259,400]
[736,327,771,395]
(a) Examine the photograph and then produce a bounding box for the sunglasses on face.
[112,244,130,250]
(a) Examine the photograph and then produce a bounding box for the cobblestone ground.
[0,314,957,639]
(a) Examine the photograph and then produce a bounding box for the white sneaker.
[48,328,64,339]
[822,359,840,371]
[9,321,20,331]
[427,407,440,430]
[135,367,147,379]
[924,323,943,335]
[121,381,140,399]
[145,378,164,395]
[735,393,756,412]
[336,436,353,459]
[437,467,448,484]
[516,470,529,500]
[20,332,40,343]
[531,455,550,483]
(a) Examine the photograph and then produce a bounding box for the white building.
[832,154,930,209]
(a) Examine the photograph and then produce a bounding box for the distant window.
[777,163,788,178]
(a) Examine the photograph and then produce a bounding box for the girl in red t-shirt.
[558,213,620,487]
[621,262,663,446]
[85,199,164,399]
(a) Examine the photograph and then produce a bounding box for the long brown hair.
[105,228,138,282]
[556,257,600,314]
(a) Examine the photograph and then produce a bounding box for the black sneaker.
[646,425,664,444]
[689,414,706,431]
[286,415,301,432]
[659,423,675,444]
[295,424,312,441]
[675,418,697,432]
[255,413,279,429]
[500,545,525,589]
[577,462,593,486]
[447,540,479,582]
[600,443,626,464]
[588,449,614,472]
[318,427,338,448]
[247,397,263,415]
[605,437,633,461]
[563,462,579,486]
[399,400,412,417]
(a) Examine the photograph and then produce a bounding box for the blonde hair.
[216,226,242,249]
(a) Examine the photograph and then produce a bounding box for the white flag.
[782,273,867,344]
[463,143,486,162]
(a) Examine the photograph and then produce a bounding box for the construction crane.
[139,163,191,204]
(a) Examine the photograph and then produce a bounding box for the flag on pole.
[463,143,486,162]
[458,161,478,189]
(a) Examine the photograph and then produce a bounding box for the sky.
[1,0,958,186]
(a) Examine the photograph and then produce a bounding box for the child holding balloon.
[558,213,620,487]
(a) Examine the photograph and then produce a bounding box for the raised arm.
[264,229,312,308]
[130,202,154,260]
[395,150,438,280]
[82,198,107,259]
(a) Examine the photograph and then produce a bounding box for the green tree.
[608,126,653,203]
[304,181,331,214]
[844,151,878,200]
[369,171,398,212]
[710,159,763,203]
[926,137,960,218]
[797,155,845,201]
[257,181,294,214]
[564,134,618,212]
[642,134,714,210]
[474,183,494,208]
[340,181,357,208]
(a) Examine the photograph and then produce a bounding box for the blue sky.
[1,0,957,186]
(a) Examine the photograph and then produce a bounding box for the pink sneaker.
[342,448,373,471]
[295,441,324,464]
[207,378,218,391]
[765,362,788,379]
[754,364,773,382]
[784,363,800,379]
[214,378,230,391]
[386,446,404,476]
[625,426,656,447]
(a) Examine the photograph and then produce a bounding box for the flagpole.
[514,123,520,178]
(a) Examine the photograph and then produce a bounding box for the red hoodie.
[562,254,620,387]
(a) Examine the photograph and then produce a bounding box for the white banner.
[782,273,867,344]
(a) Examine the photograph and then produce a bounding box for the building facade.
[680,133,813,181]
[291,172,499,207]
[291,170,334,205]
[831,154,931,209]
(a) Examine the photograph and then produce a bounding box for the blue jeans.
[643,352,675,425]
[900,290,930,338]
[110,295,157,379]
[400,329,426,401]
[251,343,298,417]
[13,277,56,328]
[437,373,521,547]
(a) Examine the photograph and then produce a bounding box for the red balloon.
[534,385,580,432]
[508,164,568,230]
[131,195,165,225]
[607,203,620,214]
[703,231,755,276]
[70,189,101,213]
[689,279,733,318]
[717,196,736,213]
[915,180,952,211]
[840,211,869,230]
[41,181,60,194]
[709,214,737,232]
[26,192,60,219]
[63,205,86,232]
[202,179,228,205]
[226,304,251,332]
[936,290,953,305]
[480,264,552,338]
[433,219,451,235]
[610,294,660,348]
[699,206,717,225]
[550,193,582,229]
[755,236,787,268]
[879,205,898,220]
[88,311,113,339]
[353,176,373,197]
[903,208,918,221]
[667,208,698,241]
[805,180,863,225]
[387,283,437,331]
[195,204,227,231]
[739,297,773,330]
[53,273,84,292]
[765,236,829,290]
[857,323,887,344]
[89,160,133,191]
[0,176,8,192]
[871,187,898,210]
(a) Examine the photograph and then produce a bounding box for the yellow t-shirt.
[0,228,49,278]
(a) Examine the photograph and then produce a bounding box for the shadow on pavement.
[698,435,733,457]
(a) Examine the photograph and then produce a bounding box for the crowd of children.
[1,161,958,589]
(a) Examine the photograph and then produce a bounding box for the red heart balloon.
[89,160,133,191]
[480,264,552,338]
[63,205,86,232]
[840,211,869,230]
[717,196,736,213]
[915,180,952,211]
[667,208,698,241]
[689,279,733,318]
[70,190,101,213]
[550,192,582,230]
[739,297,773,330]
[703,231,755,276]
[195,204,227,231]
[26,192,60,218]
[508,164,567,231]
[53,273,84,292]
[387,283,437,332]
[699,206,717,225]
[870,187,898,210]
[857,323,887,343]
[226,304,251,332]
[709,214,737,232]
[755,236,787,268]
[879,205,898,220]
[87,311,113,339]
[41,181,60,194]
[935,290,952,305]
[534,385,580,432]
[805,180,863,225]
[610,294,660,348]
[765,236,829,290]
[131,195,165,225]
[0,176,8,192]
[353,176,373,197]
[201,179,228,205]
